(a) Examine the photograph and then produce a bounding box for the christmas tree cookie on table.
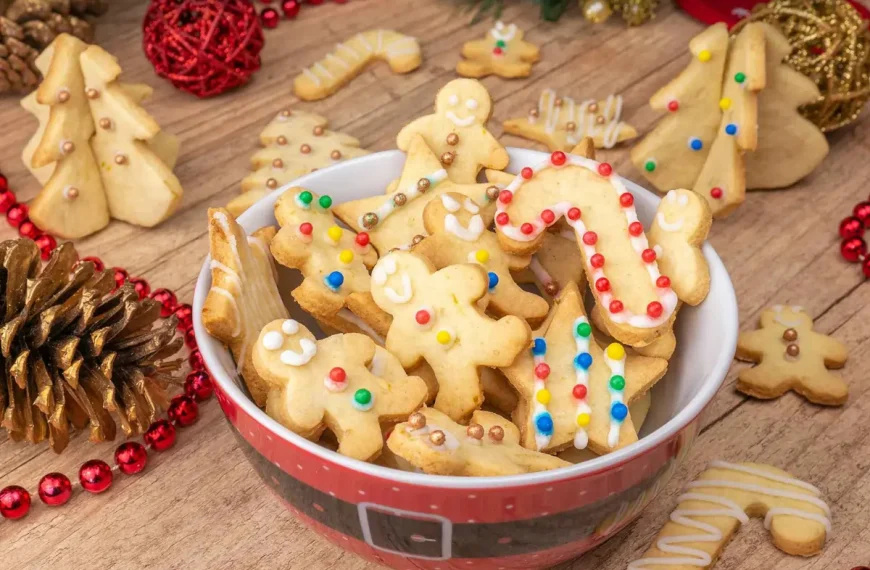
[456,21,540,79]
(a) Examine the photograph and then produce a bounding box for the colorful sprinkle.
[575,352,593,370]
[573,384,588,399]
[688,137,703,151]
[541,209,556,224]
[734,72,746,83]
[698,49,711,62]
[606,343,625,360]
[719,98,732,110]
[415,309,431,326]
[610,375,625,391]
[647,301,663,318]
[620,193,634,207]
[535,389,551,405]
[488,272,499,291]
[656,275,671,288]
[355,232,370,247]
[582,231,598,245]
[551,151,567,166]
[327,225,343,242]
[611,402,628,421]
[325,271,344,291]
[595,277,610,292]
[535,363,550,379]
[590,253,605,268]
[535,413,554,434]
[499,190,513,204]
[576,413,591,427]
[575,321,591,338]
[495,39,507,48]
[532,338,547,356]
[299,222,313,236]
[436,330,452,345]
[667,100,679,112]
[642,248,656,263]
[644,159,657,172]
[725,123,738,136]
[319,195,333,209]
[710,187,723,199]
[521,167,534,179]
[628,222,643,236]
[597,163,613,177]
[338,250,354,264]
[609,300,624,314]
[353,389,373,411]
[475,249,490,263]
[496,212,509,225]
[567,207,581,221]
[298,191,313,206]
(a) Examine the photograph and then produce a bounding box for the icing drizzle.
[571,317,593,450]
[530,338,553,450]
[536,89,627,149]
[359,169,449,229]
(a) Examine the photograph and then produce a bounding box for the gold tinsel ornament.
[735,0,870,131]
[0,239,184,453]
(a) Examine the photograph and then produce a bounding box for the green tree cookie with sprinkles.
[270,187,390,336]
[502,282,668,455]
[253,318,427,462]
[333,135,497,254]
[630,23,730,193]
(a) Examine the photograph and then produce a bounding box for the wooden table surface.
[1,0,869,568]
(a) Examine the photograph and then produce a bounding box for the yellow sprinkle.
[536,389,551,405]
[719,97,732,110]
[339,250,354,264]
[436,330,452,345]
[327,226,343,242]
[475,249,490,263]
[698,49,712,62]
[577,413,591,427]
[606,343,625,360]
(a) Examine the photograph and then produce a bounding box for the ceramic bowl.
[192,148,738,570]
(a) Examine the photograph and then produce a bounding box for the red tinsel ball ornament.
[38,473,72,506]
[169,394,200,427]
[115,442,149,475]
[0,485,31,519]
[79,460,113,494]
[142,0,265,98]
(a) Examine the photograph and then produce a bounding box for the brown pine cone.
[0,16,39,94]
[4,0,99,49]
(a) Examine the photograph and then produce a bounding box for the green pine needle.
[453,0,573,22]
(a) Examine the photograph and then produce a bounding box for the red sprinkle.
[567,207,581,221]
[590,253,605,268]
[597,163,613,177]
[496,212,509,226]
[355,232,370,246]
[415,310,431,325]
[647,301,663,318]
[629,222,643,236]
[667,100,679,112]
[572,384,588,400]
[595,278,610,292]
[535,363,550,379]
[582,231,597,245]
[520,223,535,235]
[499,190,513,204]
[642,248,657,263]
[521,167,533,179]
[299,222,313,236]
[551,151,567,166]
[541,209,555,224]
[619,193,634,207]
[493,47,503,56]
[710,187,723,199]
[329,367,346,383]
[656,276,671,289]
[609,300,624,313]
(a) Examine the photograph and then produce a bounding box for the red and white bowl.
[193,148,738,570]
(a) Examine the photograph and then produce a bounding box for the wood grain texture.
[1,1,869,568]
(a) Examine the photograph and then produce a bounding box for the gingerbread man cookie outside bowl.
[193,147,738,570]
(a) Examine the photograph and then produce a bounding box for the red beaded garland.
[595,278,610,292]
[541,209,555,224]
[38,473,72,506]
[642,248,657,263]
[0,174,6,192]
[520,223,535,235]
[496,212,509,225]
[189,348,205,370]
[355,231,369,246]
[710,187,723,199]
[144,420,177,451]
[597,163,613,177]
[551,151,567,166]
[175,304,194,331]
[0,191,16,213]
[299,222,313,236]
[841,237,867,263]
[184,327,198,348]
[6,203,28,228]
[582,231,597,245]
[864,258,870,279]
[185,370,214,401]
[130,276,151,299]
[113,267,129,288]
[647,301,663,318]
[628,221,643,236]
[35,234,57,260]
[656,275,671,289]
[839,216,864,239]
[609,300,624,313]
[520,167,533,179]
[282,0,301,18]
[567,207,581,220]
[854,201,870,226]
[168,395,200,427]
[667,100,679,112]
[534,363,550,379]
[115,442,149,475]
[619,193,634,207]
[151,288,179,317]
[572,384,588,399]
[0,485,31,519]
[415,309,431,325]
[82,256,105,271]
[79,460,113,494]
[18,220,39,240]
[590,253,605,268]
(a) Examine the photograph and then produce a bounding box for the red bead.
[656,275,671,289]
[582,231,597,245]
[38,473,72,506]
[185,370,214,401]
[18,220,39,239]
[144,420,177,451]
[415,310,431,325]
[572,384,587,400]
[853,201,870,225]
[609,300,624,313]
[642,248,657,263]
[169,394,199,427]
[82,256,105,272]
[329,367,347,384]
[647,301,663,318]
[175,304,193,331]
[299,222,313,236]
[629,221,643,236]
[520,223,535,235]
[597,163,613,177]
[839,216,865,240]
[619,193,634,207]
[496,212,509,226]
[540,209,555,224]
[0,191,16,213]
[113,267,129,288]
[710,187,723,199]
[130,277,151,299]
[35,234,56,260]
[521,167,533,179]
[534,363,550,379]
[79,460,113,494]
[667,100,679,112]
[260,7,280,27]
[151,288,179,317]
[281,0,300,17]
[0,174,7,192]
[590,253,605,268]
[499,190,513,204]
[841,237,867,263]
[184,327,198,348]
[6,203,28,228]
[307,0,324,4]
[492,47,503,56]
[863,257,870,279]
[595,278,610,292]
[115,442,148,475]
[355,231,369,246]
[0,486,31,519]
[567,207,581,221]
[551,151,567,166]
[189,348,205,370]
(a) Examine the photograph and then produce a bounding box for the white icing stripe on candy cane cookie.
[360,169,449,229]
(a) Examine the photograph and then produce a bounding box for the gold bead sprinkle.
[362,212,379,229]
[417,178,431,192]
[486,185,500,201]
[408,412,426,429]
[412,234,424,245]
[313,126,324,136]
[596,115,606,125]
[529,108,539,118]
[86,88,99,99]
[440,151,455,165]
[554,97,563,107]
[266,178,278,189]
[466,424,484,439]
[786,344,800,357]
[588,102,599,113]
[61,141,75,154]
[280,110,292,117]
[114,154,128,165]
[393,193,407,207]
[566,121,576,132]
[783,328,798,342]
[544,281,560,296]
[488,426,505,442]
[276,135,288,145]
[64,187,79,200]
[99,118,112,130]
[57,89,70,103]
[272,159,284,169]
[429,430,446,446]
[330,150,342,160]
[446,133,459,146]
[300,144,311,154]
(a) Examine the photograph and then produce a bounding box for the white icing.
[324,375,348,392]
[772,305,806,328]
[444,214,484,241]
[326,53,349,69]
[465,98,479,110]
[538,90,627,149]
[337,309,385,343]
[385,37,420,57]
[655,212,684,233]
[446,111,476,127]
[572,317,592,450]
[359,169,449,229]
[441,194,461,212]
[280,338,317,366]
[528,257,553,288]
[336,42,359,60]
[448,94,459,106]
[653,244,663,257]
[490,21,517,42]
[262,331,284,351]
[209,288,241,337]
[356,33,373,52]
[369,347,388,377]
[604,350,626,449]
[384,272,413,304]
[531,339,552,451]
[372,255,397,285]
[410,423,460,451]
[463,199,479,214]
[282,319,300,335]
[302,67,322,86]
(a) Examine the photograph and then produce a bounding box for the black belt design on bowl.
[233,427,671,561]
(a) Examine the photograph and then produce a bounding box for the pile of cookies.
[202,78,714,477]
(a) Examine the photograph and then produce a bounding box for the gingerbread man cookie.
[396,79,509,184]
[487,152,679,347]
[293,30,422,101]
[253,319,427,461]
[629,461,831,568]
[456,21,540,79]
[202,208,289,407]
[368,251,530,421]
[736,305,848,406]
[503,89,638,151]
[387,408,570,476]
[414,193,549,325]
[502,282,667,454]
[333,135,496,253]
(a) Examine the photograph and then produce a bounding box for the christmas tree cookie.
[456,21,540,79]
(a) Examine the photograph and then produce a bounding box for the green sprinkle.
[576,322,592,338]
[298,191,313,205]
[644,160,656,172]
[734,72,746,84]
[319,195,333,209]
[496,40,507,48]
[610,375,625,391]
[354,389,372,405]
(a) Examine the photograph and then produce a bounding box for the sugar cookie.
[512,231,584,300]
[456,21,540,79]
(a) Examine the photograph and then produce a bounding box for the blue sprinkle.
[325,271,344,291]
[611,402,628,421]
[488,272,499,291]
[532,337,547,356]
[725,123,738,136]
[574,352,593,370]
[688,137,703,151]
[535,413,554,435]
